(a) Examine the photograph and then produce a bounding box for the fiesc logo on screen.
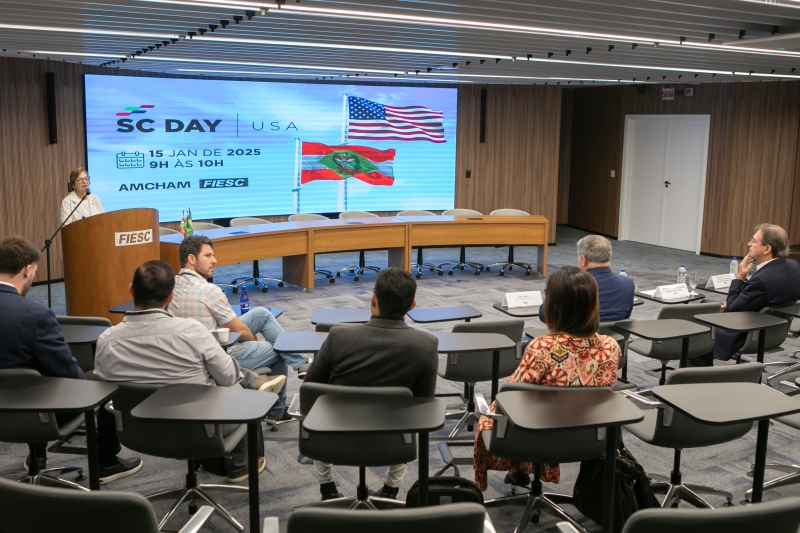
[116,119,222,133]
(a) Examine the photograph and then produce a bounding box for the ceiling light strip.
[0,23,179,39]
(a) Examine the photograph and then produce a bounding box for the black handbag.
[406,476,484,507]
[573,444,659,532]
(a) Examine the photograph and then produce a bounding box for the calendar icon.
[116,151,145,169]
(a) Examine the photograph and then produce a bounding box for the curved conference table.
[160,215,549,290]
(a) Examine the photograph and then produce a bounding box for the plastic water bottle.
[239,286,250,315]
[730,257,739,276]
[619,269,627,277]
[677,264,686,284]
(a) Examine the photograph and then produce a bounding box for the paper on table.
[640,290,656,296]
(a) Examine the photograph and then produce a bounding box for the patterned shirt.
[168,269,236,331]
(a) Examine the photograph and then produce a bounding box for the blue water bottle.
[239,286,250,315]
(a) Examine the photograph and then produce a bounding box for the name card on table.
[652,284,690,300]
[501,291,543,309]
[706,273,734,290]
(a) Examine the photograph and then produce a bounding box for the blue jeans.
[235,307,308,415]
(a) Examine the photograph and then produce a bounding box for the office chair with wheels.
[479,383,611,533]
[228,217,288,293]
[397,210,443,278]
[556,496,800,533]
[438,209,484,275]
[285,503,494,533]
[336,211,381,281]
[626,303,719,385]
[294,383,415,510]
[287,214,335,283]
[624,363,763,508]
[55,315,111,372]
[486,209,532,276]
[0,476,215,533]
[106,382,251,531]
[159,227,180,237]
[0,369,87,490]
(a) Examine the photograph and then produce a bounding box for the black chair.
[286,503,493,533]
[397,210,443,278]
[486,209,532,276]
[438,209,485,276]
[55,315,111,372]
[0,369,86,490]
[295,382,415,509]
[105,382,250,531]
[627,303,719,384]
[479,382,611,533]
[0,476,214,533]
[229,217,288,293]
[288,213,336,283]
[557,496,800,533]
[624,363,763,508]
[336,211,382,281]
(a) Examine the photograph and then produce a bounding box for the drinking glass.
[689,271,699,294]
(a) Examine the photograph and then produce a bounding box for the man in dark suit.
[0,236,141,482]
[304,267,438,501]
[539,234,635,323]
[705,224,800,362]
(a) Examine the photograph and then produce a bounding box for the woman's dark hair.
[543,266,600,338]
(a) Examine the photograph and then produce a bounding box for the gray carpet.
[10,226,800,532]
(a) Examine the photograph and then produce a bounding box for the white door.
[619,115,710,253]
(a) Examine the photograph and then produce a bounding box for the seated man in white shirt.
[168,235,309,424]
[94,260,284,483]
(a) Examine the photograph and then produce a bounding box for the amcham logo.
[116,104,222,133]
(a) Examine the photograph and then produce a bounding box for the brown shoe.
[257,375,286,394]
[226,457,266,483]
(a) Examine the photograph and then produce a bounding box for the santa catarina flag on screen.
[301,142,395,186]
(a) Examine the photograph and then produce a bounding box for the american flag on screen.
[347,96,445,143]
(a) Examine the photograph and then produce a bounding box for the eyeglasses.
[75,177,90,183]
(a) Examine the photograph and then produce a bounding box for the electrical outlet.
[466,170,472,179]
[610,170,616,178]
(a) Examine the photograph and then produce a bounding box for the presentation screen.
[84,74,457,222]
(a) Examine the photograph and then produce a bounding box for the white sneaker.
[257,375,287,394]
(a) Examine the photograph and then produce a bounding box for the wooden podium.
[62,208,160,324]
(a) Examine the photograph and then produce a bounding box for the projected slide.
[84,75,457,222]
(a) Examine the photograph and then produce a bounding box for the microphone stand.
[41,192,89,308]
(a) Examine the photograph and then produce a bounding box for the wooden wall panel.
[456,85,562,242]
[568,81,800,256]
[557,89,573,224]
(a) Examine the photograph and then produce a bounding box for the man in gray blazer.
[304,267,439,501]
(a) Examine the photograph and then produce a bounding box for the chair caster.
[474,270,480,276]
[232,287,238,294]
[350,269,355,273]
[429,268,434,272]
[75,470,86,482]
[530,512,540,524]
[303,288,311,292]
[355,276,360,281]
[262,287,268,293]
[486,267,490,272]
[460,266,465,270]
[278,282,284,287]
[499,271,504,276]
[416,273,422,279]
[468,424,474,432]
[508,266,513,270]
[448,271,454,276]
[336,272,341,277]
[723,499,735,507]
[438,271,443,276]
[329,278,335,284]
[526,270,531,276]
[188,502,198,515]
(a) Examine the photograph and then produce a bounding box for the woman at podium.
[60,168,104,225]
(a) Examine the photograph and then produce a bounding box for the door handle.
[664,181,671,188]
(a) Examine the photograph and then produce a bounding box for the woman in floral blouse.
[473,266,621,491]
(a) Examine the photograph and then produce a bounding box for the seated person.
[475,266,620,490]
[95,260,284,483]
[0,236,141,483]
[168,235,308,424]
[539,234,635,323]
[304,267,438,501]
[693,223,800,365]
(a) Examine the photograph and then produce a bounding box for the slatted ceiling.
[4,0,800,84]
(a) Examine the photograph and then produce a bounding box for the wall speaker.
[46,72,58,144]
[636,84,646,95]
[479,87,487,143]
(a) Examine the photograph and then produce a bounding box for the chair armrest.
[556,522,581,533]
[263,516,279,533]
[287,393,301,418]
[177,506,214,533]
[484,512,498,533]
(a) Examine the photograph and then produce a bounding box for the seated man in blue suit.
[692,224,800,366]
[539,234,635,323]
[0,236,142,483]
